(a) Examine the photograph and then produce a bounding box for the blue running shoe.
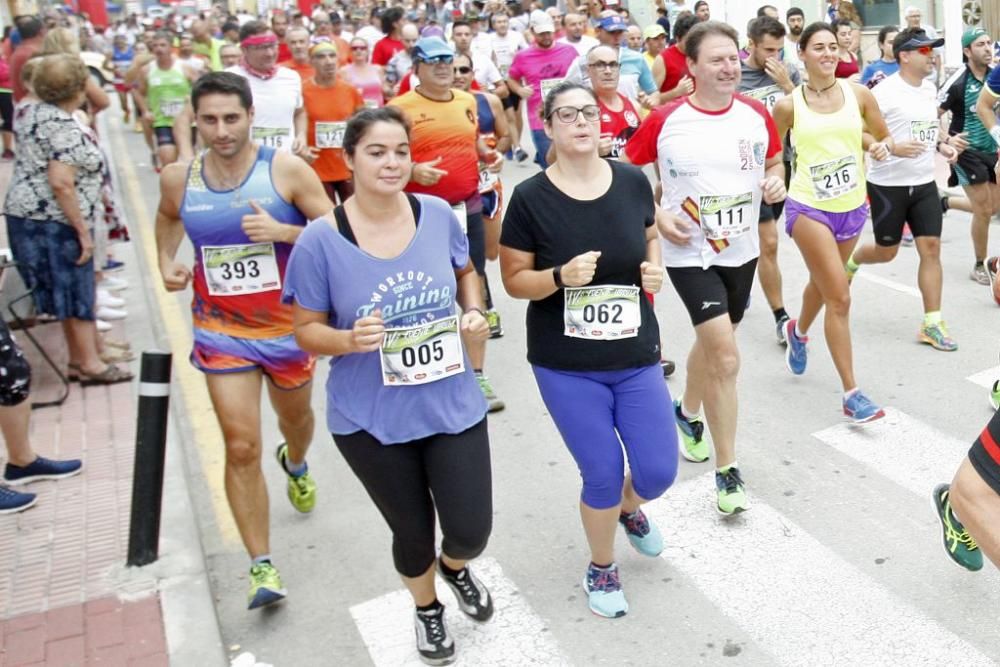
[582,563,628,618]
[784,319,807,375]
[843,390,885,423]
[102,259,125,273]
[0,485,37,514]
[618,509,663,557]
[4,456,83,486]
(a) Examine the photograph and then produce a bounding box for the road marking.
[855,271,922,298]
[644,473,996,665]
[966,365,999,391]
[812,407,967,497]
[108,127,239,548]
[349,557,570,666]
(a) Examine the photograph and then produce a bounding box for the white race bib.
[201,243,281,296]
[745,84,783,112]
[451,202,467,234]
[160,98,185,117]
[809,155,859,201]
[478,166,499,193]
[363,99,379,109]
[563,285,641,340]
[252,127,288,149]
[909,120,938,146]
[540,77,564,102]
[699,192,753,241]
[380,316,465,385]
[315,121,347,149]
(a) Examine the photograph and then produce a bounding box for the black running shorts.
[970,410,1000,496]
[666,259,758,327]
[867,181,943,247]
[949,147,998,188]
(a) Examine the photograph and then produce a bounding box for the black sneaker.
[438,561,494,622]
[514,147,529,162]
[660,359,676,378]
[414,605,455,665]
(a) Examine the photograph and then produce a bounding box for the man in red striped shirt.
[934,415,1000,570]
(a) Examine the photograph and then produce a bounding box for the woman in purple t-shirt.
[282,107,493,665]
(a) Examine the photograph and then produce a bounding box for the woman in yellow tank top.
[771,22,893,424]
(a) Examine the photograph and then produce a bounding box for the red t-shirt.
[371,36,405,67]
[10,39,40,102]
[277,41,292,63]
[659,44,689,94]
[598,93,641,160]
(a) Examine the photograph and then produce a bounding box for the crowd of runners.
[2,2,1000,664]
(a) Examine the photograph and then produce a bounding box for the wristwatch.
[552,265,565,288]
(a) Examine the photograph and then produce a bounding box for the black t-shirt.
[500,160,660,371]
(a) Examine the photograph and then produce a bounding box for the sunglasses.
[548,105,601,123]
[351,45,368,50]
[915,45,933,55]
[454,65,473,74]
[418,55,454,64]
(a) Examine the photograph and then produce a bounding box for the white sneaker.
[97,289,125,309]
[96,306,127,321]
[101,275,129,292]
[96,319,112,332]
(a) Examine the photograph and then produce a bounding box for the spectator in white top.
[903,5,942,83]
[558,12,599,57]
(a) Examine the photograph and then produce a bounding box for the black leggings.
[333,418,493,577]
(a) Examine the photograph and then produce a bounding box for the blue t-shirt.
[861,59,899,88]
[987,63,1000,95]
[282,194,488,444]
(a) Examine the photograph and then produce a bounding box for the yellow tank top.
[788,80,867,212]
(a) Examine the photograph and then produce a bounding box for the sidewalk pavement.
[0,138,225,666]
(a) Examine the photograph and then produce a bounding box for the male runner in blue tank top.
[155,72,333,610]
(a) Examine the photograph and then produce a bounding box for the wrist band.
[552,265,565,288]
[467,307,486,317]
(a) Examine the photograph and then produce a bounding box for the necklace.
[805,79,838,94]
[206,145,258,201]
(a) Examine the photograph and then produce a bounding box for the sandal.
[78,364,134,387]
[102,337,132,352]
[67,362,81,383]
[100,348,136,363]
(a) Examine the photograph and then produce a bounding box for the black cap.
[893,30,944,58]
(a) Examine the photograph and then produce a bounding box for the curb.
[101,113,228,667]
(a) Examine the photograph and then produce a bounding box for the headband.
[309,41,337,56]
[241,33,278,47]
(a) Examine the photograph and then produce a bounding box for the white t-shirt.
[866,73,939,187]
[624,96,781,268]
[558,34,599,58]
[471,33,494,62]
[471,52,505,91]
[226,65,302,152]
[491,31,528,78]
[178,56,206,76]
[356,25,383,51]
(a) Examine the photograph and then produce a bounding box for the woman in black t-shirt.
[499,82,679,620]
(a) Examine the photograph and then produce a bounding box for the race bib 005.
[201,243,281,296]
[380,316,464,385]
[563,285,641,340]
[699,192,753,241]
[810,155,859,201]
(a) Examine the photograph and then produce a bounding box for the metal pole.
[127,351,172,567]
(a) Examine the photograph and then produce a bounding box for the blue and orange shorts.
[191,329,315,390]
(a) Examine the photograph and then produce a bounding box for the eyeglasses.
[587,60,619,70]
[548,104,601,123]
[417,55,454,64]
[454,65,473,74]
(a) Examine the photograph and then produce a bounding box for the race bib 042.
[909,120,938,146]
[380,316,464,385]
[201,243,281,296]
[563,285,641,340]
[809,155,859,201]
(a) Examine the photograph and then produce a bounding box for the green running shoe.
[248,561,287,609]
[716,467,748,515]
[276,443,316,513]
[932,484,983,572]
[674,400,709,462]
[476,373,505,413]
[990,381,1000,412]
[918,321,957,352]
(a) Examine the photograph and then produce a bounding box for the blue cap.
[412,36,454,61]
[599,15,628,32]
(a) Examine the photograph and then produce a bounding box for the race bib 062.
[380,316,464,385]
[563,285,641,340]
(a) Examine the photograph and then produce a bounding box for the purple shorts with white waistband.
[784,196,870,242]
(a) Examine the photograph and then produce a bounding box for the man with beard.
[784,7,804,73]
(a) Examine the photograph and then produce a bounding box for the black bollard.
[127,351,172,567]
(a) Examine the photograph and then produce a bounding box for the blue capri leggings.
[532,364,679,509]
